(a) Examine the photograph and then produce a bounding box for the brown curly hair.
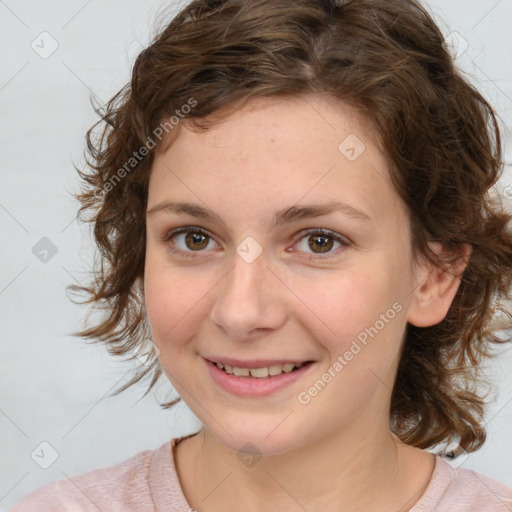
[68,0,512,454]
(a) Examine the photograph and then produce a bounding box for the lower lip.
[204,358,316,397]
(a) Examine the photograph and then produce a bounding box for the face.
[144,94,422,455]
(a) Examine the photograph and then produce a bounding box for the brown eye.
[293,228,350,258]
[183,231,210,251]
[163,226,349,260]
[308,233,334,253]
[164,227,219,257]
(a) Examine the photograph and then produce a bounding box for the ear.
[407,242,472,328]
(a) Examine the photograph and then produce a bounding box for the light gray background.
[1,1,511,509]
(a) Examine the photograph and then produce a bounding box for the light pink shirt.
[10,435,512,511]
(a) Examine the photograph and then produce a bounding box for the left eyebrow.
[272,201,372,225]
[146,200,373,228]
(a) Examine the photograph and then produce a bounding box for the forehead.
[149,94,404,226]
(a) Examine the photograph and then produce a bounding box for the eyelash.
[161,226,351,260]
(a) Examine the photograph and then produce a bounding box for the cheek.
[293,269,387,342]
[299,266,406,372]
[143,255,205,351]
[296,273,407,413]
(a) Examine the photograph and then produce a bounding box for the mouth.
[206,359,314,379]
[204,356,317,397]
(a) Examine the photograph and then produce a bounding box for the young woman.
[11,0,512,510]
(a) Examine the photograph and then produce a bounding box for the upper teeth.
[215,362,304,378]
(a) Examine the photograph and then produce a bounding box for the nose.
[209,250,287,341]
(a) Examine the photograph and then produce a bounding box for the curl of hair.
[67,0,512,452]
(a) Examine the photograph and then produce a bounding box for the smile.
[212,361,305,378]
[204,357,316,397]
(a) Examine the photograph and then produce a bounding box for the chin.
[206,418,312,458]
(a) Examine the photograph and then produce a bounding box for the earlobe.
[407,242,472,328]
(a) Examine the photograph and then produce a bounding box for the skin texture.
[143,94,470,512]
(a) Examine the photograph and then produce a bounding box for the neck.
[176,422,435,512]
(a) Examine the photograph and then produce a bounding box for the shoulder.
[412,455,512,511]
[9,441,172,512]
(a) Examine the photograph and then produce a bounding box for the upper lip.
[204,356,313,368]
